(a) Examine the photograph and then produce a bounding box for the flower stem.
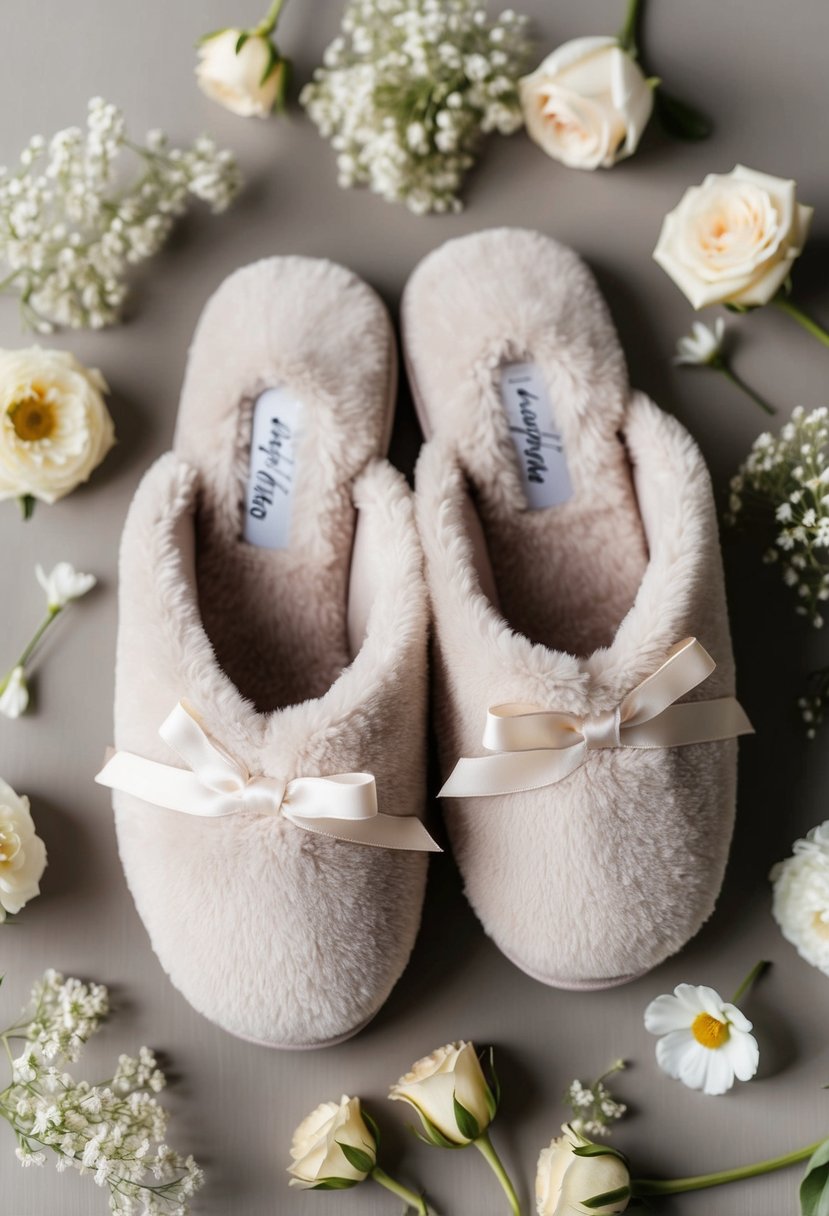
[773,296,829,348]
[617,0,643,56]
[730,959,770,1005]
[255,0,287,36]
[17,495,35,521]
[714,361,776,415]
[371,1166,429,1214]
[474,1132,522,1216]
[633,1140,825,1196]
[15,607,60,672]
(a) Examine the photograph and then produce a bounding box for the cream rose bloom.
[519,37,653,170]
[196,30,283,118]
[0,778,47,921]
[0,347,114,506]
[537,1126,630,1215]
[389,1041,493,1144]
[288,1095,376,1188]
[771,820,829,974]
[654,165,813,309]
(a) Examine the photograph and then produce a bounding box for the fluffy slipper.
[406,228,751,990]
[98,257,437,1047]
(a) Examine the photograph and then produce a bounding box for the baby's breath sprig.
[728,407,829,629]
[301,0,531,215]
[564,1059,627,1138]
[729,407,829,736]
[0,97,242,332]
[0,970,203,1214]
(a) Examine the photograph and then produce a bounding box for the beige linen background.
[1,2,828,1213]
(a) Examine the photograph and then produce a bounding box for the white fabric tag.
[499,362,573,509]
[243,387,303,549]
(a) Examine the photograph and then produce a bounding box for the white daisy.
[644,983,759,1095]
[674,317,725,366]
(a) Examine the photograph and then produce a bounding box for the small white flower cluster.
[564,1062,627,1138]
[301,0,530,214]
[2,970,203,1214]
[729,407,829,629]
[0,97,242,331]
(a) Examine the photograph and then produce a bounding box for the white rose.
[389,1041,494,1145]
[196,30,283,118]
[0,778,47,921]
[519,37,653,170]
[771,820,829,974]
[288,1095,376,1189]
[0,347,114,506]
[654,165,814,309]
[0,667,29,720]
[537,1126,630,1216]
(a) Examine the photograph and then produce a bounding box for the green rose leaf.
[235,31,250,55]
[583,1185,632,1210]
[362,1109,381,1149]
[336,1141,375,1176]
[654,87,712,141]
[195,27,230,45]
[453,1095,480,1142]
[800,1139,829,1216]
[482,1046,500,1120]
[410,1117,463,1149]
[311,1177,360,1190]
[573,1143,630,1166]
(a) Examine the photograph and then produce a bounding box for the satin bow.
[439,638,753,800]
[96,701,441,852]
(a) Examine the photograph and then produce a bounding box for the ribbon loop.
[96,702,440,853]
[440,638,753,800]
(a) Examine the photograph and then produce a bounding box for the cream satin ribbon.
[95,701,441,852]
[440,638,753,799]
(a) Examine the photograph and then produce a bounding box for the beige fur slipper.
[97,257,439,1048]
[406,228,752,990]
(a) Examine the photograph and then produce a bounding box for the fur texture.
[112,259,429,1047]
[409,229,739,988]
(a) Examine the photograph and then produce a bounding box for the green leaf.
[336,1141,375,1176]
[235,31,250,55]
[801,1140,829,1216]
[195,26,230,45]
[583,1186,632,1210]
[654,87,713,141]
[483,1046,500,1119]
[259,39,279,86]
[274,56,292,112]
[409,1119,463,1150]
[574,1143,630,1167]
[18,494,35,520]
[362,1109,381,1149]
[311,1177,360,1190]
[453,1095,480,1142]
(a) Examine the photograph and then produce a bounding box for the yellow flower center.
[691,1012,730,1049]
[10,388,56,442]
[812,911,829,940]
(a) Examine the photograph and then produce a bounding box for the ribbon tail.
[621,697,754,749]
[440,743,587,798]
[95,750,238,817]
[283,808,442,852]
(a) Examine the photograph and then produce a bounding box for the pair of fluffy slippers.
[97,229,751,1049]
